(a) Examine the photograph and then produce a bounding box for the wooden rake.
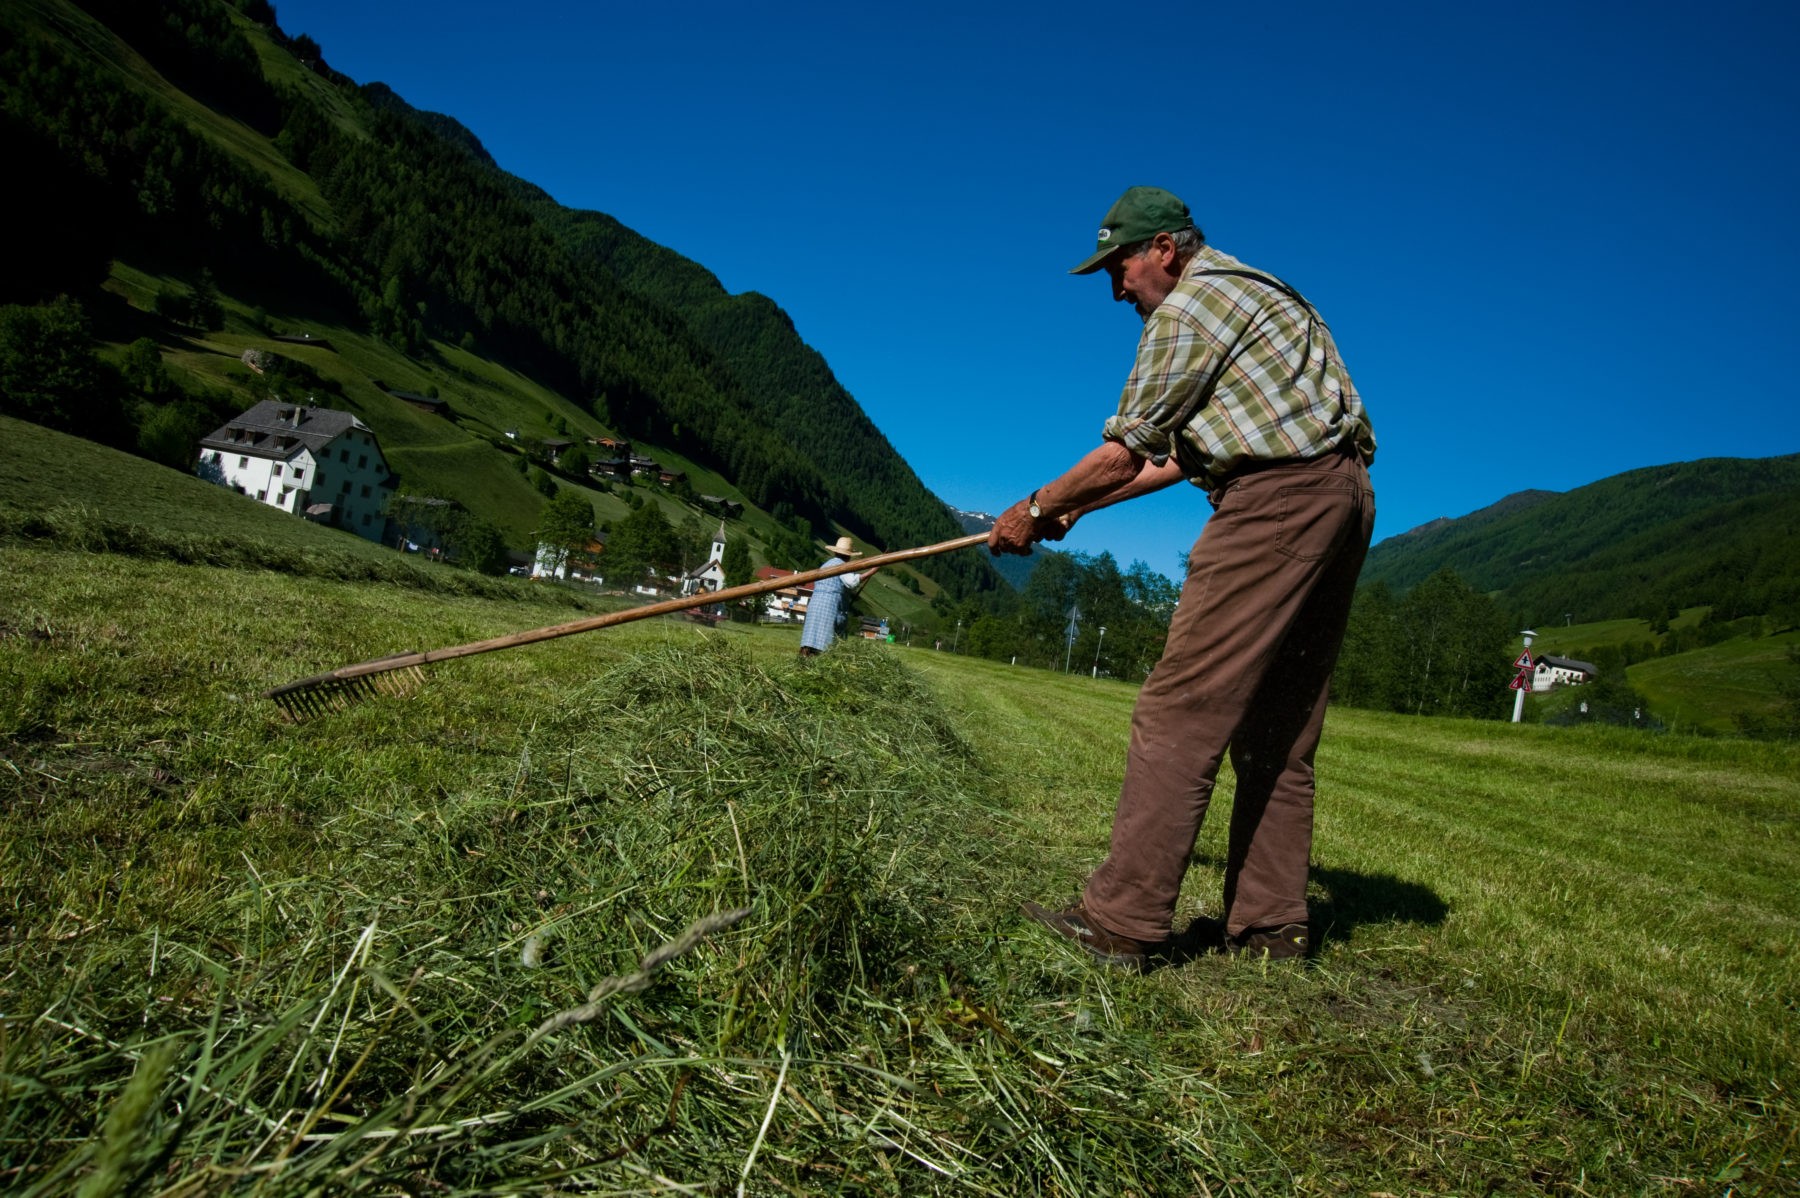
[264,532,990,720]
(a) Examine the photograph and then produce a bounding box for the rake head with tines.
[266,655,429,720]
[263,532,991,720]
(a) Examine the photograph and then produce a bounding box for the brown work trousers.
[1084,447,1375,943]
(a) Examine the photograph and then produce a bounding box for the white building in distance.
[198,401,394,541]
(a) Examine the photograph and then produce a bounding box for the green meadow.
[2,535,1795,1195]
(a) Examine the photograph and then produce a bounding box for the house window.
[361,484,371,498]
[238,456,248,468]
[361,513,371,526]
[358,455,368,468]
[340,449,349,462]
[341,481,351,494]
[257,490,267,501]
[291,468,304,481]
[272,464,283,477]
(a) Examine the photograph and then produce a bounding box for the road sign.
[1509,673,1529,691]
[1513,651,1533,670]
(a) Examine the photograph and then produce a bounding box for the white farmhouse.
[1533,654,1598,691]
[198,401,394,542]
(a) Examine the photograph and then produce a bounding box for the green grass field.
[2,537,1794,1195]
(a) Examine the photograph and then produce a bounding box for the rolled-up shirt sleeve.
[1100,308,1216,468]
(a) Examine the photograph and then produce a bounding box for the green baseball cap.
[1068,186,1195,275]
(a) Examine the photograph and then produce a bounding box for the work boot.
[1020,900,1158,972]
[1225,922,1312,960]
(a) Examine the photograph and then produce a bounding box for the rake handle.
[282,532,991,686]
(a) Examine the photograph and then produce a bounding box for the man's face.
[1105,236,1180,322]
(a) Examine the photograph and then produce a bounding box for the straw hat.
[830,535,863,558]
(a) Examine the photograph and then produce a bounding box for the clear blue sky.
[275,0,1800,579]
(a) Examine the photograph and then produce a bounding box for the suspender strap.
[1191,268,1321,319]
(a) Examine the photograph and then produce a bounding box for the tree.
[556,444,591,477]
[534,490,594,577]
[604,502,680,586]
[120,338,173,400]
[137,402,209,470]
[1393,569,1511,718]
[454,516,508,576]
[1333,582,1404,710]
[720,536,754,588]
[0,297,125,437]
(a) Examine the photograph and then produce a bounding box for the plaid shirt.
[1101,245,1375,489]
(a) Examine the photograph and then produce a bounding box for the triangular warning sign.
[1509,674,1529,691]
[1513,651,1533,670]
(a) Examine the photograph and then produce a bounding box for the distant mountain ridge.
[949,508,1038,591]
[1361,454,1800,626]
[1390,489,1560,540]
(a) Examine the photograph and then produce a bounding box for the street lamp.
[1092,626,1107,678]
[952,619,962,653]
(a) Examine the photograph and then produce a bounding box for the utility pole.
[1092,626,1107,678]
[1064,604,1080,673]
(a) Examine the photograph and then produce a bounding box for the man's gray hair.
[1123,225,1206,267]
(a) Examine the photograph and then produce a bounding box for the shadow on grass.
[1308,864,1449,945]
[1158,863,1448,968]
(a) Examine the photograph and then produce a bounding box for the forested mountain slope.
[1361,454,1800,625]
[538,205,993,599]
[0,0,1000,600]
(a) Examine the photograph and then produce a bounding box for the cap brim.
[1068,245,1122,275]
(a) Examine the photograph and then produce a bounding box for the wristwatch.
[1028,490,1043,518]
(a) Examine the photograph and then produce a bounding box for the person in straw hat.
[799,535,880,657]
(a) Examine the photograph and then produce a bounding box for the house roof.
[386,389,446,410]
[1539,655,1598,674]
[754,565,812,593]
[199,401,371,462]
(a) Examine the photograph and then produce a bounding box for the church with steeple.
[681,521,730,596]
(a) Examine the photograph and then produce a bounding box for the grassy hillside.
[1630,630,1800,735]
[1521,608,1798,734]
[0,410,947,639]
[2,539,1794,1193]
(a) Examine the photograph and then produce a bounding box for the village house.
[1533,654,1598,690]
[532,534,606,582]
[754,565,812,622]
[197,400,394,542]
[384,388,449,416]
